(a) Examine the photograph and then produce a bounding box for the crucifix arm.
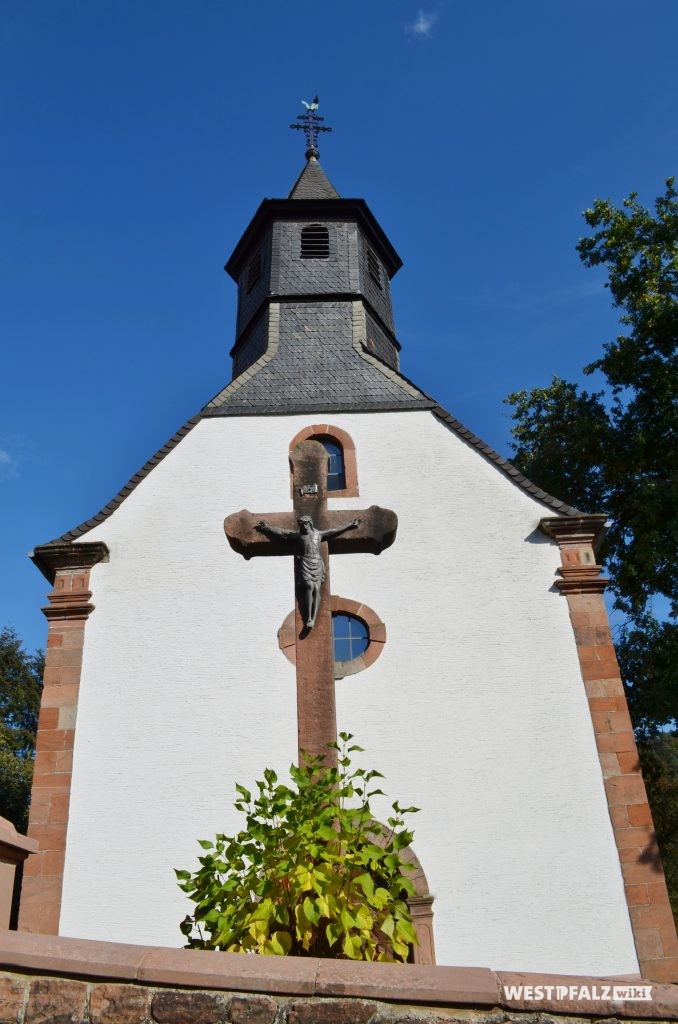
[256,519,298,541]
[319,517,361,540]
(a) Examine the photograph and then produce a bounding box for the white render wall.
[58,411,638,975]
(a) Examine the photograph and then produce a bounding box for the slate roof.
[37,348,579,558]
[203,305,434,416]
[288,157,340,200]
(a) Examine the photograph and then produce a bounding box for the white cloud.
[0,436,33,481]
[0,448,17,481]
[406,9,437,37]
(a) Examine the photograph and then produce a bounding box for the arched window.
[317,438,345,492]
[300,224,330,259]
[289,424,358,498]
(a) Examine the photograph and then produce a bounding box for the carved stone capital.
[539,515,607,549]
[31,542,109,584]
[540,516,608,595]
[556,564,608,595]
[32,542,109,621]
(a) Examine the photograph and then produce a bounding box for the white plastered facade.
[58,410,639,975]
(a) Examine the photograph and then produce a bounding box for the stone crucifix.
[224,440,397,766]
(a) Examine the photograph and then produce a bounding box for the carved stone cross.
[224,440,397,766]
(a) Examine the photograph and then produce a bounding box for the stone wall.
[0,932,677,1023]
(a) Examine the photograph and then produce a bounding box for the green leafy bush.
[176,734,419,961]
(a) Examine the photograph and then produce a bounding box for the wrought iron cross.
[290,96,332,158]
[224,441,397,766]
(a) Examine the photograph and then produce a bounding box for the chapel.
[19,107,678,982]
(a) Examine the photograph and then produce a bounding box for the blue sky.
[2,0,677,654]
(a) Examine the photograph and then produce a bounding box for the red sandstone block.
[41,670,63,687]
[609,804,629,829]
[28,822,66,852]
[609,708,634,733]
[631,903,677,931]
[37,730,74,752]
[598,752,621,777]
[634,927,664,961]
[584,676,625,698]
[620,846,643,862]
[46,633,63,648]
[33,750,58,775]
[48,667,82,687]
[588,696,627,712]
[37,708,59,730]
[17,878,61,933]
[60,627,86,647]
[40,850,65,876]
[660,926,678,958]
[41,684,79,707]
[628,804,654,827]
[27,792,51,827]
[55,750,73,772]
[622,860,660,884]
[590,711,612,733]
[643,956,678,982]
[615,826,656,850]
[30,772,71,791]
[618,750,641,774]
[596,731,637,753]
[605,774,648,806]
[583,656,622,681]
[48,792,71,824]
[647,880,672,904]
[576,625,614,645]
[626,884,650,906]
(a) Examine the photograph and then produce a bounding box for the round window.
[277,597,386,678]
[332,613,369,663]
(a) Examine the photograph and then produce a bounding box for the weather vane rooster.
[290,96,332,159]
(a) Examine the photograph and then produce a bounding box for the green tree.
[505,178,678,737]
[177,735,419,961]
[0,626,44,831]
[639,735,678,920]
[505,178,677,921]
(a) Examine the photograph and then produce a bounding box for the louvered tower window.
[300,224,330,259]
[245,250,261,293]
[366,247,382,289]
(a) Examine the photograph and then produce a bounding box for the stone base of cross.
[224,441,397,766]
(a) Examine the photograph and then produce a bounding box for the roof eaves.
[37,414,202,546]
[35,372,581,556]
[430,404,582,516]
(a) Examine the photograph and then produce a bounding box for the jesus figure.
[256,514,360,629]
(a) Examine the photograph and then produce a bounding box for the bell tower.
[214,101,422,415]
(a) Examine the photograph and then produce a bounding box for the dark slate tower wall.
[235,226,273,337]
[229,207,401,379]
[272,221,357,294]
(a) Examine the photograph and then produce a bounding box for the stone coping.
[0,820,38,859]
[1,933,678,1019]
[0,931,677,1020]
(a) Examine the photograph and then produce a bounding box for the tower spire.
[290,96,332,160]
